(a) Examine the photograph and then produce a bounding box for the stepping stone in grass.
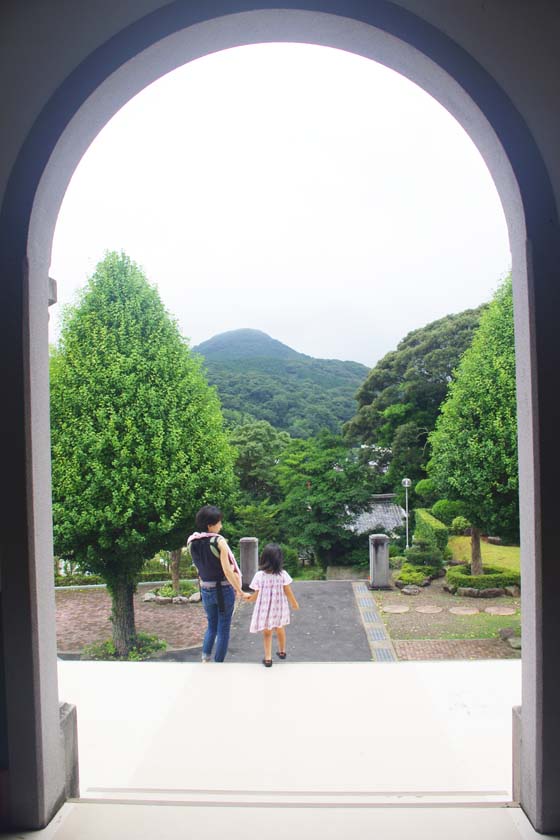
[449,606,479,615]
[415,605,443,614]
[382,604,410,614]
[484,605,517,616]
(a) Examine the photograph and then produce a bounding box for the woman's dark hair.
[259,543,284,575]
[195,505,222,532]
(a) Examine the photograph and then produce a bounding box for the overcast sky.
[50,43,510,367]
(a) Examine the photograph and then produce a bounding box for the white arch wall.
[2,1,560,833]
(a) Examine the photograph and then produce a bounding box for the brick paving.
[56,584,206,652]
[394,639,521,661]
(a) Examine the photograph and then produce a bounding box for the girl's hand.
[292,601,300,611]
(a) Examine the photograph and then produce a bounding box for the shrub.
[389,555,406,570]
[445,564,520,592]
[281,545,301,577]
[405,536,443,568]
[291,565,326,580]
[82,632,167,661]
[394,562,439,586]
[415,509,449,553]
[451,515,471,535]
[153,580,198,598]
[431,499,466,526]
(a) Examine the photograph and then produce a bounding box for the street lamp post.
[402,478,412,549]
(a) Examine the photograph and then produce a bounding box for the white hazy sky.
[50,43,510,367]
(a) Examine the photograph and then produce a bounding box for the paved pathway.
[352,582,397,661]
[160,581,374,662]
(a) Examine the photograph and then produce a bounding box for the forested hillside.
[194,329,369,438]
[344,307,485,498]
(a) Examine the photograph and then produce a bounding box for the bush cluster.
[404,508,449,571]
[431,499,465,526]
[82,632,167,661]
[445,564,520,591]
[153,580,198,598]
[394,562,439,586]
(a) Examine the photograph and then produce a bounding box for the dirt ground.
[56,583,207,652]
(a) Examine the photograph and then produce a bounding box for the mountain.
[193,329,369,438]
[194,328,304,361]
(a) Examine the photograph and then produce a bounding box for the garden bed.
[373,576,521,643]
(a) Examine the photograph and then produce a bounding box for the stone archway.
[1,2,558,833]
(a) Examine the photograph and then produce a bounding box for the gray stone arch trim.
[0,1,558,832]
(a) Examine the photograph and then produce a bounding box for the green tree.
[50,252,235,654]
[276,433,379,566]
[428,278,518,573]
[345,307,484,496]
[229,419,290,500]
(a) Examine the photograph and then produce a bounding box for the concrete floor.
[5,659,558,838]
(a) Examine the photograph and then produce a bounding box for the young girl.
[248,544,299,667]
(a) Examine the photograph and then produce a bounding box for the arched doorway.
[1,3,558,833]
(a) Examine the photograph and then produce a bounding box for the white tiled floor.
[58,659,520,797]
[8,659,557,839]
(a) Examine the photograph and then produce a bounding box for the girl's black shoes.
[276,652,287,659]
[262,659,272,667]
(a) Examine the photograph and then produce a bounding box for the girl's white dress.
[249,569,293,632]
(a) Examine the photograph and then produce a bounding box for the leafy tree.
[345,308,484,495]
[226,498,282,551]
[276,433,380,566]
[50,252,235,654]
[228,419,290,500]
[428,278,518,573]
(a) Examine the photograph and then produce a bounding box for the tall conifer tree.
[50,252,235,654]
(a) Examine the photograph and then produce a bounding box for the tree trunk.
[470,526,483,576]
[110,579,137,657]
[170,548,181,594]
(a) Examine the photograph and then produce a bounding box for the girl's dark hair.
[259,543,284,575]
[195,505,222,532]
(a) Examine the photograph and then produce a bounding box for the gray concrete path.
[161,581,373,662]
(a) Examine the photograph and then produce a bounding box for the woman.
[187,505,250,662]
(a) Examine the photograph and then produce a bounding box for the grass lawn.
[448,536,520,572]
[383,610,521,641]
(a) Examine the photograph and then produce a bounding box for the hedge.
[445,564,520,591]
[55,574,104,587]
[415,509,449,552]
[54,570,198,587]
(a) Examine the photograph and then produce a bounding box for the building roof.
[346,494,406,536]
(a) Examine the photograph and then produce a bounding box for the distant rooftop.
[347,494,406,536]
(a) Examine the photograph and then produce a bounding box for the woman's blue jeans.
[201,584,235,662]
